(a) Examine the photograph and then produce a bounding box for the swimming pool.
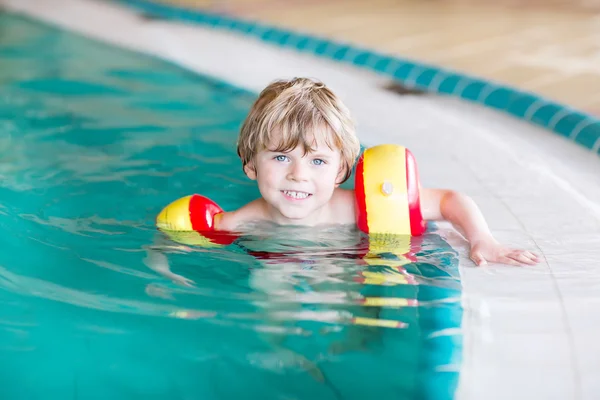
[0,12,464,400]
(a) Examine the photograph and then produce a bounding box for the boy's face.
[245,134,345,226]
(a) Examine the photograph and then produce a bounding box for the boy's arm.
[143,234,195,287]
[215,199,266,231]
[421,188,539,266]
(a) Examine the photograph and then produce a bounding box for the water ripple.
[0,12,463,400]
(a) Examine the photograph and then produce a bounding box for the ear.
[335,166,346,187]
[244,162,257,180]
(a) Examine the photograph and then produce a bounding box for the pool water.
[0,13,463,400]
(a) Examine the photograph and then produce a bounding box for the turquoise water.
[0,13,463,400]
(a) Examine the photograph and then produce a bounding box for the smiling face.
[244,134,345,226]
[236,78,361,225]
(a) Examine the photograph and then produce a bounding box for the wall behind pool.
[117,0,600,156]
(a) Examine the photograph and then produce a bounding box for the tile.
[581,370,600,400]
[459,331,577,400]
[552,263,600,286]
[467,195,524,231]
[562,298,600,332]
[463,364,576,400]
[569,332,600,400]
[572,332,600,371]
[534,233,600,249]
[482,299,568,335]
[460,266,559,301]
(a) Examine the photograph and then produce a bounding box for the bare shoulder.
[329,188,356,224]
[215,198,266,231]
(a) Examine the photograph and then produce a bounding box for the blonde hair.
[237,77,360,183]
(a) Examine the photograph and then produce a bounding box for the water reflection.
[138,223,463,399]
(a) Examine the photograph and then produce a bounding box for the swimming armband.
[355,144,425,236]
[155,194,237,247]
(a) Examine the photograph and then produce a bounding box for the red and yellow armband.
[155,194,236,247]
[354,144,425,236]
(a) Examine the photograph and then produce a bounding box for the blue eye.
[275,155,288,162]
[312,159,325,166]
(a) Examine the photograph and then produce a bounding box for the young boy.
[213,77,539,267]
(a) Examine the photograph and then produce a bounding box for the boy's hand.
[166,272,195,287]
[470,237,540,267]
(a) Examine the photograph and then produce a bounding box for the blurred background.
[149,0,600,115]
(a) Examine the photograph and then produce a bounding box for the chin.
[278,209,316,223]
[281,212,312,221]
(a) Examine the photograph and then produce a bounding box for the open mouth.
[281,190,312,200]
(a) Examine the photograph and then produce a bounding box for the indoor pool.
[0,13,462,400]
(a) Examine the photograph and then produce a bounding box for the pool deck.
[157,0,600,115]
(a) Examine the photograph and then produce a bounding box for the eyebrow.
[265,148,333,157]
[310,153,333,159]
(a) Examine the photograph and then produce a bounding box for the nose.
[287,161,309,182]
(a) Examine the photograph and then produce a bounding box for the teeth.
[283,190,310,199]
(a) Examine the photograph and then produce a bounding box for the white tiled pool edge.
[4,0,600,399]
